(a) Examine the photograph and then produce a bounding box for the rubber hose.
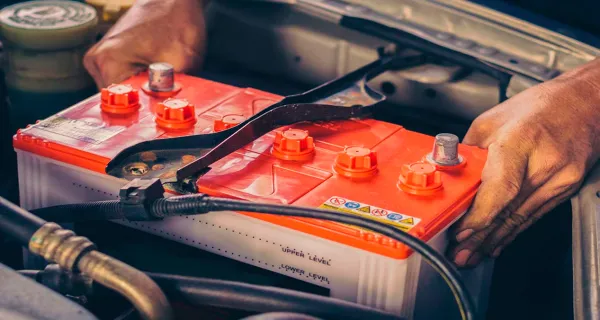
[150,195,212,218]
[0,196,45,245]
[144,273,403,320]
[30,201,123,223]
[240,313,322,320]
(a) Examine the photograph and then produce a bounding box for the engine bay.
[0,1,598,320]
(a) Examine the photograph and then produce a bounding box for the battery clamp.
[119,178,165,221]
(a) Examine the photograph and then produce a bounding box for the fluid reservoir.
[0,1,98,133]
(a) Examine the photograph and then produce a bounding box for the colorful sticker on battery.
[32,115,124,145]
[318,196,421,232]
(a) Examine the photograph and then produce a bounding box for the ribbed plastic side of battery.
[15,149,493,320]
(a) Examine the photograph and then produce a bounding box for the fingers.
[83,45,104,89]
[449,176,548,267]
[450,221,499,267]
[490,189,573,257]
[469,182,569,262]
[451,167,580,267]
[451,143,527,236]
[84,41,147,89]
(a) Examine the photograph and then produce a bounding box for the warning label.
[318,196,421,232]
[32,115,123,145]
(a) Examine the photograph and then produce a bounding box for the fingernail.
[454,249,472,266]
[455,229,474,242]
[492,247,503,258]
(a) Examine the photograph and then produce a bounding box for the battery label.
[31,115,123,144]
[318,196,421,232]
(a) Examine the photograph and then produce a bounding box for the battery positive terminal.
[426,133,466,170]
[142,62,182,97]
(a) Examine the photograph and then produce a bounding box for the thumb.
[96,58,145,89]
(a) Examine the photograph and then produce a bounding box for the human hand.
[84,0,208,89]
[448,58,600,267]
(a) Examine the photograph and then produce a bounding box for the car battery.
[13,68,492,319]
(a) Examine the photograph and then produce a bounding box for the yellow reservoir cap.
[0,1,98,50]
[86,0,135,23]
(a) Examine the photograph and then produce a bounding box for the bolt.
[152,164,165,171]
[182,155,196,165]
[140,151,157,162]
[427,133,463,166]
[148,62,175,92]
[124,163,149,176]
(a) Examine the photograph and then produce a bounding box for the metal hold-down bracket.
[106,50,517,184]
[106,54,430,182]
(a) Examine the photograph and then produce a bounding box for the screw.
[427,133,463,166]
[148,62,175,92]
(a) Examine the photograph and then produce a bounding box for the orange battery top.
[13,72,487,260]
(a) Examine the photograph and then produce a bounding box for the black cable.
[19,266,402,320]
[204,198,475,320]
[30,200,122,223]
[21,193,476,320]
[0,196,45,245]
[145,273,401,320]
[147,196,475,320]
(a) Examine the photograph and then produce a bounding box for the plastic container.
[0,0,98,133]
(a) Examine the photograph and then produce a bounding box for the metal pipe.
[78,250,172,320]
[28,222,173,320]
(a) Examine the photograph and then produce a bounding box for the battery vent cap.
[398,162,443,195]
[213,114,246,132]
[271,129,315,161]
[334,146,378,178]
[155,98,197,130]
[100,84,140,115]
